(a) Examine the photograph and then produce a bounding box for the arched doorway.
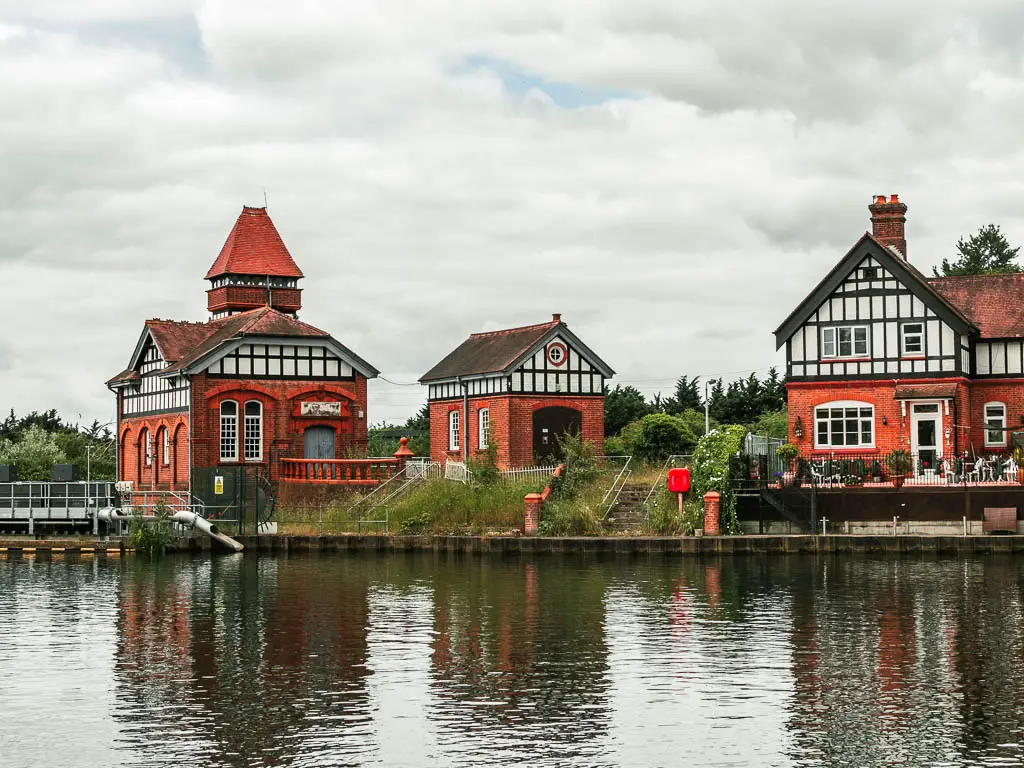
[304,426,337,459]
[532,406,582,463]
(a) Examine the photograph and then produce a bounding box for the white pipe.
[98,508,244,552]
[963,516,967,537]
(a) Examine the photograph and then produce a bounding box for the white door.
[910,402,942,474]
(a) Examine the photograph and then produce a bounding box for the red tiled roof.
[928,273,1024,339]
[204,206,304,280]
[420,319,561,381]
[894,383,958,400]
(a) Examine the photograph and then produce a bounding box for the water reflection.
[5,554,1024,766]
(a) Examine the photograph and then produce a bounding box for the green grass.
[387,478,545,534]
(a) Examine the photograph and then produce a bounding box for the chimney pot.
[869,193,908,259]
[552,313,562,323]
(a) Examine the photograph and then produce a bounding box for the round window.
[546,342,568,367]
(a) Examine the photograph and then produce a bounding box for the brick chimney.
[869,194,908,259]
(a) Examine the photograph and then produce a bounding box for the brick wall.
[118,414,189,491]
[190,372,369,483]
[965,379,1024,453]
[787,376,1024,458]
[430,395,604,469]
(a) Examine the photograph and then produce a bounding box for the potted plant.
[776,443,799,486]
[886,449,912,488]
[1014,447,1024,485]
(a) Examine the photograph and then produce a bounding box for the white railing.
[445,461,471,483]
[498,465,558,483]
[407,459,442,480]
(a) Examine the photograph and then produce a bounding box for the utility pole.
[704,379,711,435]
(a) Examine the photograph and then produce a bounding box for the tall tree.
[604,385,652,436]
[663,375,702,415]
[933,224,1022,277]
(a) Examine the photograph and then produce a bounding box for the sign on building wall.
[300,401,342,417]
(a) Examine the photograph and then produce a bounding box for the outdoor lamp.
[882,416,888,426]
[793,416,804,439]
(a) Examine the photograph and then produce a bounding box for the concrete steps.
[604,483,652,530]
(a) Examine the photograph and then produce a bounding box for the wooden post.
[677,492,683,516]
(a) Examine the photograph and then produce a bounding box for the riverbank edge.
[5,534,1024,556]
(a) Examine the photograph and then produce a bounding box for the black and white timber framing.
[121,340,190,417]
[425,331,613,402]
[775,235,988,382]
[205,342,356,380]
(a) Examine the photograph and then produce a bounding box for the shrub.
[128,502,175,558]
[631,413,693,462]
[603,435,627,457]
[0,425,68,481]
[690,425,746,534]
[538,498,601,536]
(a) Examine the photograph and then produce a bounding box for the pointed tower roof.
[204,206,304,279]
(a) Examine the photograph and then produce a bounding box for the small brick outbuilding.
[420,315,614,469]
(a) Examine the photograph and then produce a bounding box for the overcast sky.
[4,0,1024,427]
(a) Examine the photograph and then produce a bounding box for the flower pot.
[694,528,704,537]
[892,476,906,489]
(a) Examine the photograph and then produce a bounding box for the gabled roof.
[928,273,1024,339]
[420,316,615,382]
[774,233,978,349]
[107,307,378,387]
[204,206,304,280]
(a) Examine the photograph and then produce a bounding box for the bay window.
[814,402,874,448]
[821,325,869,359]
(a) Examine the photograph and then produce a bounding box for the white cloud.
[4,1,1024,426]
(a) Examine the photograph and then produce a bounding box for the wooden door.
[304,426,336,459]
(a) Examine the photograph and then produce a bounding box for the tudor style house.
[420,315,614,469]
[775,195,1024,472]
[107,206,379,492]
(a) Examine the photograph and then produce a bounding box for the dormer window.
[821,326,868,359]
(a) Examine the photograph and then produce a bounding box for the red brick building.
[420,315,613,468]
[775,195,1024,470]
[107,206,379,492]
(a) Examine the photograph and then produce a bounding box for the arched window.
[814,401,874,449]
[449,410,460,451]
[984,402,1007,447]
[478,408,489,450]
[220,401,238,461]
[161,428,170,465]
[244,401,263,461]
[143,429,152,466]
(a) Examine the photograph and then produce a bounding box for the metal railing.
[0,481,117,534]
[600,456,633,516]
[642,454,693,506]
[768,451,1024,488]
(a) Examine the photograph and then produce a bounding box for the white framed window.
[901,322,924,356]
[162,428,170,465]
[984,402,1007,446]
[244,401,263,461]
[220,401,238,461]
[814,401,875,448]
[448,410,460,451]
[821,325,869,359]
[144,430,153,466]
[478,408,489,449]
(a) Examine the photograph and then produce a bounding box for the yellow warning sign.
[214,476,224,495]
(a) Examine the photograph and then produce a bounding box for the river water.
[2,553,1024,767]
